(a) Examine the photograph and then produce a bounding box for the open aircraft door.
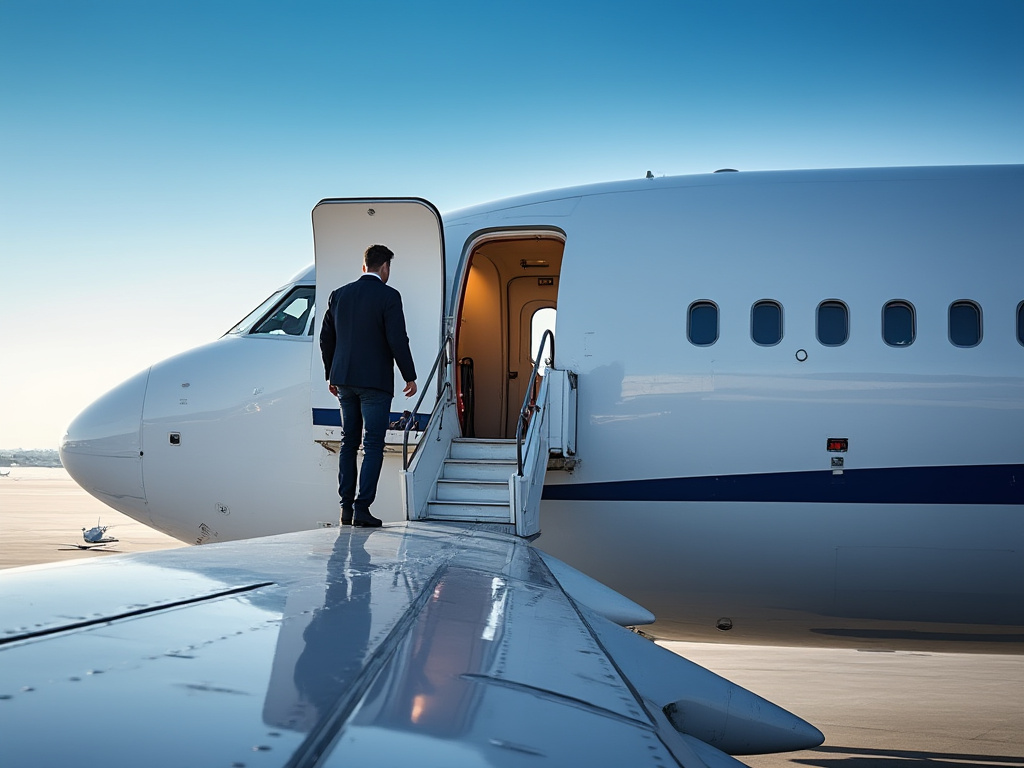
[310,199,445,446]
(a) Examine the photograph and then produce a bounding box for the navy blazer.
[320,274,417,396]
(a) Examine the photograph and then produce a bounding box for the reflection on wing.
[0,523,821,767]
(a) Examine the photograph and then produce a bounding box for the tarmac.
[668,642,1023,768]
[2,467,1021,767]
[0,467,184,570]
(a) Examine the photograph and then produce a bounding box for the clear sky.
[1,0,1022,449]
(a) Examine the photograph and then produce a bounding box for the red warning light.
[827,438,848,453]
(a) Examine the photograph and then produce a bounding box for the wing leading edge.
[0,523,821,767]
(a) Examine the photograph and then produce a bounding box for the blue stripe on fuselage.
[312,408,429,431]
[542,464,1024,505]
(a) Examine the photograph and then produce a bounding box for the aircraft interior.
[453,234,564,439]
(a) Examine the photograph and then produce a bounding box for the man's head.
[363,244,394,281]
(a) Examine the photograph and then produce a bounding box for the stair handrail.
[403,333,454,470]
[515,329,554,476]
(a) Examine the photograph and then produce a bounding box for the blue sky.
[1,0,1022,448]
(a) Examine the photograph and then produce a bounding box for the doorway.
[454,233,564,439]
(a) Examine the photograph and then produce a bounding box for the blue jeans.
[337,386,392,516]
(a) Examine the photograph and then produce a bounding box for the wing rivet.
[716,617,734,631]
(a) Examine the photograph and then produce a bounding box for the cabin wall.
[456,258,504,437]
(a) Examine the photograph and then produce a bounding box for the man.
[320,244,417,527]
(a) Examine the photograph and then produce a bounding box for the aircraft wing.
[0,523,821,767]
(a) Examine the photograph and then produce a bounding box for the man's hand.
[403,380,417,397]
[329,384,339,396]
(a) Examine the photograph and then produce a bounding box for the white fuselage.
[61,166,1024,648]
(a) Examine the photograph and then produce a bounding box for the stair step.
[425,500,512,522]
[434,478,510,502]
[442,458,516,481]
[450,438,517,461]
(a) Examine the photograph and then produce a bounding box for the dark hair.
[364,244,394,271]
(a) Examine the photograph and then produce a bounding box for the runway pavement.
[0,467,184,569]
[666,642,1023,768]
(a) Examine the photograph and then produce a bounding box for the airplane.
[5,165,1022,765]
[82,518,118,544]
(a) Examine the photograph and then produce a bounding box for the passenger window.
[949,301,982,347]
[1017,302,1024,346]
[250,286,316,336]
[751,300,783,346]
[530,307,557,372]
[687,301,719,346]
[817,301,849,346]
[882,301,915,346]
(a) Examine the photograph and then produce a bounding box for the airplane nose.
[60,368,150,517]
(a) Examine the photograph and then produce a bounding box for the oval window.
[882,301,915,347]
[949,301,981,347]
[751,300,783,346]
[817,300,849,346]
[530,307,556,372]
[688,301,719,346]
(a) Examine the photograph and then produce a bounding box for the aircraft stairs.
[401,331,576,538]
[427,438,520,522]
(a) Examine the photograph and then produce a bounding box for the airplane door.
[310,199,445,444]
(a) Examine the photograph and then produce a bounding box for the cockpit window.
[250,286,316,336]
[225,289,286,335]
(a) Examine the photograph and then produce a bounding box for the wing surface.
[0,523,821,767]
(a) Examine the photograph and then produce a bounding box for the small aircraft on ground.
[82,519,118,545]
[56,520,120,552]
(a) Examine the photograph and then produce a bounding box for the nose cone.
[60,369,149,518]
